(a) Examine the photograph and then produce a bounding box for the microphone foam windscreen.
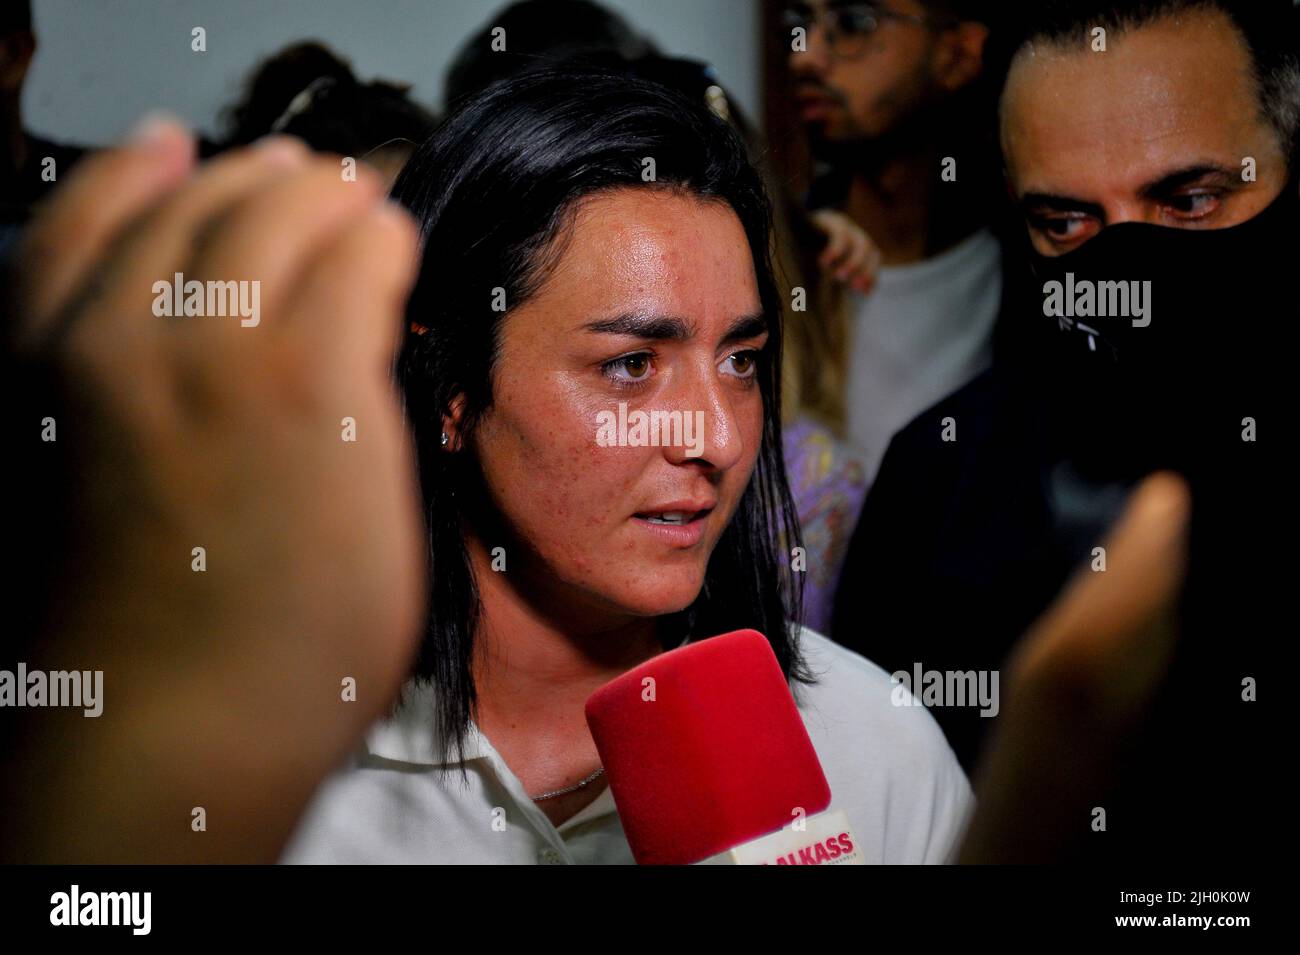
[584,629,831,865]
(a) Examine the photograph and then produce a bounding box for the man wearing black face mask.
[831,0,1297,862]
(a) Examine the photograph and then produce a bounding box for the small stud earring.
[440,431,450,447]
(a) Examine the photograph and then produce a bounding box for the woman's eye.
[1165,192,1219,219]
[722,350,759,379]
[602,352,653,384]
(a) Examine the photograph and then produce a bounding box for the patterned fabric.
[782,417,870,633]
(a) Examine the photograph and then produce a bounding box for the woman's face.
[467,187,768,623]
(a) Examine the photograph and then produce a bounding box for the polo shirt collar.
[365,679,489,766]
[363,675,624,848]
[367,633,693,768]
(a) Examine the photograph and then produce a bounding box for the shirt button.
[538,847,565,865]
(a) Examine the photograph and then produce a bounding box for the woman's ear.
[441,393,467,452]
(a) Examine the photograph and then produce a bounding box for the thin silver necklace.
[530,767,605,801]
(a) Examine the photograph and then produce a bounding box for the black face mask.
[1025,177,1299,480]
[1020,179,1294,861]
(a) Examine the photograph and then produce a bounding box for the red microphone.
[585,629,863,865]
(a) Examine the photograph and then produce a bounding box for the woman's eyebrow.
[584,312,692,341]
[720,312,768,345]
[583,310,767,343]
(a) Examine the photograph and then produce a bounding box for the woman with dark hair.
[443,0,881,635]
[281,67,971,864]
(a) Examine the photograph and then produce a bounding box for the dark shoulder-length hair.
[391,66,812,765]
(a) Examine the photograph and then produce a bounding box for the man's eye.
[602,353,653,384]
[1042,216,1088,239]
[780,6,813,29]
[835,7,878,35]
[1165,193,1220,218]
[722,350,760,378]
[1030,213,1097,245]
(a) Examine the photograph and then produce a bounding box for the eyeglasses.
[780,2,957,60]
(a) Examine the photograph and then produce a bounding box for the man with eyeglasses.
[780,1,1004,490]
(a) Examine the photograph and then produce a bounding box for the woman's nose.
[660,366,748,471]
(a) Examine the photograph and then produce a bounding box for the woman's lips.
[630,509,712,548]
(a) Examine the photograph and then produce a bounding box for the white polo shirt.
[280,627,973,864]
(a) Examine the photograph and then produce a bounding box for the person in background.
[835,0,1296,861]
[0,0,86,258]
[763,172,885,635]
[781,0,1007,489]
[443,0,653,109]
[218,40,437,187]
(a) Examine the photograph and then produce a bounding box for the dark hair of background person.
[390,66,813,767]
[989,0,1300,165]
[220,41,356,146]
[1,0,31,34]
[266,76,436,164]
[217,39,436,159]
[443,0,657,109]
